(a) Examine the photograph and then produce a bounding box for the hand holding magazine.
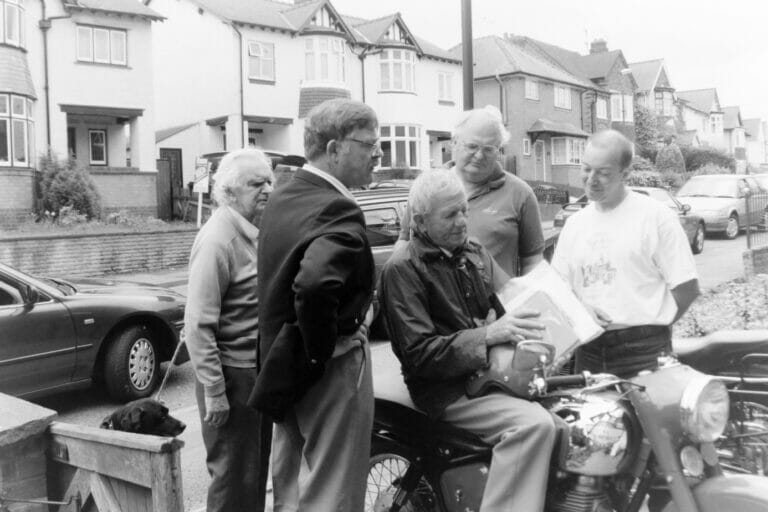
[496,261,604,366]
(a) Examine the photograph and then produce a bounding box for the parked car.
[552,186,706,254]
[676,174,767,239]
[0,262,186,401]
[353,187,410,275]
[201,150,306,173]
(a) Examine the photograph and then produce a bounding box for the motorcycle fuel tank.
[543,390,640,476]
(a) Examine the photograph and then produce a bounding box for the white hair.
[212,148,273,206]
[408,169,466,229]
[453,105,510,145]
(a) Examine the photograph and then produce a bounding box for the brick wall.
[0,169,35,228]
[1,228,197,278]
[90,170,158,217]
[298,87,352,118]
[743,246,768,278]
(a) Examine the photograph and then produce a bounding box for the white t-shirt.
[552,191,698,328]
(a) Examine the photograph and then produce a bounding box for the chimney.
[590,39,608,54]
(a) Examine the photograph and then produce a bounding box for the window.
[248,41,275,81]
[525,79,539,100]
[623,94,634,122]
[309,5,343,31]
[3,0,25,47]
[0,94,34,167]
[76,26,128,65]
[89,129,107,165]
[438,72,453,102]
[596,98,608,120]
[380,49,416,92]
[710,115,723,135]
[552,137,585,165]
[655,91,674,116]
[304,36,345,84]
[523,138,531,156]
[380,125,420,168]
[611,94,623,122]
[554,85,571,109]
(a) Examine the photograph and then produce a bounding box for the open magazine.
[496,261,604,366]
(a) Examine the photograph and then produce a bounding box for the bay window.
[380,49,416,92]
[552,137,585,165]
[304,36,346,84]
[380,125,420,168]
[0,94,34,167]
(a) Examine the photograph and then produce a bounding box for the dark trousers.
[575,325,672,379]
[195,366,273,512]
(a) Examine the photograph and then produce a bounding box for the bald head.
[587,129,634,171]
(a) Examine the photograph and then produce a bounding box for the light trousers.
[271,343,374,512]
[442,392,556,512]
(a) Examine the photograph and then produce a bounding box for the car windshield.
[677,177,738,198]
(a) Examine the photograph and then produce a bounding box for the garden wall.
[0,228,197,278]
[743,246,768,278]
[90,170,158,218]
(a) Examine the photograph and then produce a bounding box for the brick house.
[511,37,637,142]
[454,35,595,189]
[629,59,677,134]
[0,0,164,225]
[147,0,462,191]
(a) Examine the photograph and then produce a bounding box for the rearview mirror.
[20,284,39,305]
[682,203,691,214]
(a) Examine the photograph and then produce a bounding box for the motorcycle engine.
[543,390,639,476]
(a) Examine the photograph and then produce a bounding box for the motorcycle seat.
[673,330,768,372]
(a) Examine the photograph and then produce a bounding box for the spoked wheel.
[366,440,438,512]
[725,214,739,239]
[717,401,768,475]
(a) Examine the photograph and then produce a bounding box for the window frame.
[525,79,539,100]
[596,97,608,120]
[379,49,417,93]
[554,85,571,110]
[304,35,346,85]
[0,93,34,168]
[438,71,454,102]
[551,136,585,165]
[3,0,23,47]
[76,24,128,66]
[522,138,531,156]
[248,40,276,82]
[88,129,107,166]
[379,124,421,168]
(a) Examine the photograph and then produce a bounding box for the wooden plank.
[150,449,184,512]
[52,467,92,512]
[90,473,124,512]
[52,435,154,487]
[49,422,184,453]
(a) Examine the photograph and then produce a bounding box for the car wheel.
[725,214,739,240]
[692,223,705,254]
[104,324,160,402]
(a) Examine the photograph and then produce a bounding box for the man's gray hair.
[453,105,510,145]
[304,99,378,161]
[212,148,272,206]
[588,129,634,170]
[409,169,466,229]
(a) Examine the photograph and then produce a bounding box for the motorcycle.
[674,330,768,476]
[367,342,768,512]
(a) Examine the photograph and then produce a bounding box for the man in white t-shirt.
[552,129,699,379]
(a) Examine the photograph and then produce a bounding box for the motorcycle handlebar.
[545,373,588,389]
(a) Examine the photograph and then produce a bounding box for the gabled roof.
[351,13,421,53]
[451,35,592,88]
[723,106,743,130]
[676,88,721,114]
[743,118,763,139]
[64,0,164,21]
[628,59,666,92]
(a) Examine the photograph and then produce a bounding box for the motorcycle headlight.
[680,375,729,443]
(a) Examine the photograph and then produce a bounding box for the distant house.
[676,88,724,149]
[629,59,676,133]
[1,0,164,225]
[512,37,637,141]
[723,106,747,172]
[147,0,462,195]
[743,118,768,168]
[454,35,594,189]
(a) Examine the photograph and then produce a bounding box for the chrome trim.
[0,346,77,366]
[680,375,729,442]
[717,375,768,385]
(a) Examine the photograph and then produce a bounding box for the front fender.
[662,475,768,512]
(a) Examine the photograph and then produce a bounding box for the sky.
[330,0,768,124]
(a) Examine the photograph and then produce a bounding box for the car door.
[0,274,78,397]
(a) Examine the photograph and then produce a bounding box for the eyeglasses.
[347,137,382,156]
[458,141,502,156]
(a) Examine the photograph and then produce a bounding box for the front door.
[159,148,184,218]
[534,141,545,181]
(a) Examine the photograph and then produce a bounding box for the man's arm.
[520,253,543,275]
[517,188,545,275]
[671,278,700,323]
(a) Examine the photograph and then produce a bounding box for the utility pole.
[461,0,473,110]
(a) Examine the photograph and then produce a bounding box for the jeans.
[575,325,672,379]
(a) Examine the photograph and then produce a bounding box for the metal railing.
[745,192,768,249]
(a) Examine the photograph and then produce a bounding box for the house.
[743,118,768,168]
[629,59,676,133]
[511,37,638,141]
[676,88,725,149]
[0,0,164,225]
[453,35,594,189]
[147,0,463,195]
[723,106,747,172]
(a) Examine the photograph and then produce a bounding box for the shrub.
[693,163,732,176]
[38,152,101,219]
[679,146,736,172]
[627,170,664,187]
[629,155,656,173]
[634,103,659,160]
[655,139,686,174]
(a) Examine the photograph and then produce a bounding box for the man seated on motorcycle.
[379,169,556,512]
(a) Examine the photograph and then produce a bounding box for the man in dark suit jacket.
[250,98,380,511]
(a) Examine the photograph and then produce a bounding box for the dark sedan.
[552,186,705,254]
[0,262,186,401]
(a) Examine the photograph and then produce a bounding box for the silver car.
[676,174,766,239]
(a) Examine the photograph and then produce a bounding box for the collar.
[302,163,355,201]
[223,205,260,243]
[451,161,507,200]
[410,230,477,263]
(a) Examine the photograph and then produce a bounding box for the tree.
[37,151,102,219]
[655,135,686,174]
[634,103,659,161]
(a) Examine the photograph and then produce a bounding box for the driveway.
[694,236,749,290]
